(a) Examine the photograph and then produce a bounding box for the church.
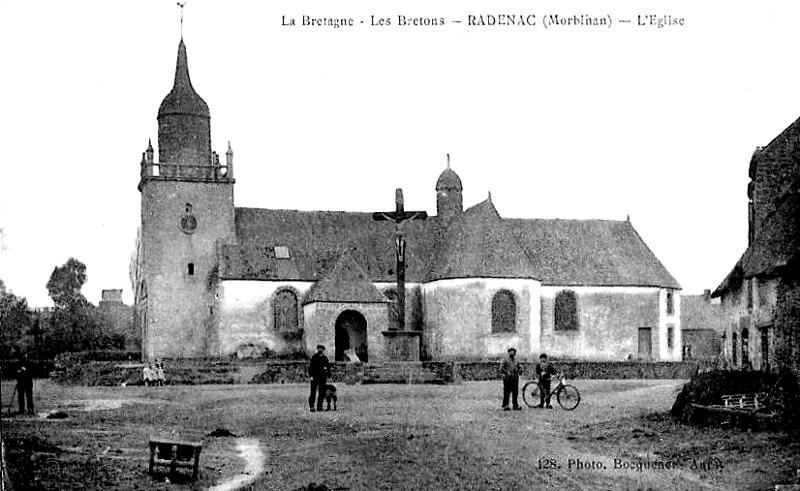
[131,38,682,363]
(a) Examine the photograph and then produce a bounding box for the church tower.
[135,38,235,360]
[435,158,463,220]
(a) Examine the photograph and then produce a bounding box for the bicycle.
[522,372,581,410]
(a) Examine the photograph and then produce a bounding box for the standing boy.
[535,353,558,408]
[308,345,331,412]
[500,347,522,411]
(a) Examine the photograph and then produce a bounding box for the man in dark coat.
[15,358,34,415]
[500,347,522,411]
[308,345,331,412]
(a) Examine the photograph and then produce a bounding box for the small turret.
[145,139,154,164]
[225,141,234,178]
[436,154,463,220]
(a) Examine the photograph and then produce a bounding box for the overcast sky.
[1,1,799,307]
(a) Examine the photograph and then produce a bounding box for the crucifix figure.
[372,188,428,330]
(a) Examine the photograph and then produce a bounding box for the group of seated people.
[142,362,166,386]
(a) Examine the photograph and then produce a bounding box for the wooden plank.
[148,438,203,481]
[720,392,768,409]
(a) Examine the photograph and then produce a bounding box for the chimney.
[101,289,123,303]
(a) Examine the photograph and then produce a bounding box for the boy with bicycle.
[535,353,558,409]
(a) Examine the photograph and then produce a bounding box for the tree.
[40,258,124,357]
[46,257,88,308]
[0,280,35,359]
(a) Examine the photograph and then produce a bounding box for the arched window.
[554,290,579,331]
[273,290,298,331]
[491,290,516,333]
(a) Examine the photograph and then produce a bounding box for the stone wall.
[682,329,722,361]
[422,278,540,359]
[216,280,312,356]
[720,277,780,371]
[139,179,235,360]
[752,154,797,238]
[456,360,697,380]
[540,286,662,360]
[302,302,389,361]
[49,359,698,386]
[775,275,800,375]
[96,292,137,351]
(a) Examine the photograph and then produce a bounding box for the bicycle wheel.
[556,384,581,410]
[522,381,542,408]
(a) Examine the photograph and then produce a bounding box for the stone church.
[131,38,682,363]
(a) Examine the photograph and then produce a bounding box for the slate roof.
[430,198,539,280]
[714,115,800,297]
[742,189,799,277]
[220,201,680,289]
[507,217,680,287]
[714,187,799,296]
[226,208,435,282]
[749,115,800,180]
[303,251,389,304]
[681,295,726,333]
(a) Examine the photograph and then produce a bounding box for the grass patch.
[2,379,798,490]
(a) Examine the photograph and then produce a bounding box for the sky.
[1,1,799,308]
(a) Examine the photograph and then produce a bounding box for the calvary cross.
[372,188,428,330]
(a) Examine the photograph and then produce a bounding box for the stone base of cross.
[382,330,422,362]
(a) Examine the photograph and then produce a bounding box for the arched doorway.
[335,310,368,362]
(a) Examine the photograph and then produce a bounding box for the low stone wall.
[455,360,697,381]
[251,362,362,384]
[50,359,698,386]
[51,359,253,386]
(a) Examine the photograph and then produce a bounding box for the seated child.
[142,365,153,386]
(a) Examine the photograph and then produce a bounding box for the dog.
[323,384,337,411]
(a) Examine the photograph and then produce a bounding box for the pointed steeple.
[158,39,210,118]
[157,39,212,168]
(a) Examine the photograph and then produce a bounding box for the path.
[207,438,266,491]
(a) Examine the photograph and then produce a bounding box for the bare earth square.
[2,379,798,490]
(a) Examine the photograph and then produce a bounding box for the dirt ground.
[1,379,798,490]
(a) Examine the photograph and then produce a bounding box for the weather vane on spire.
[447,153,450,169]
[177,2,187,38]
